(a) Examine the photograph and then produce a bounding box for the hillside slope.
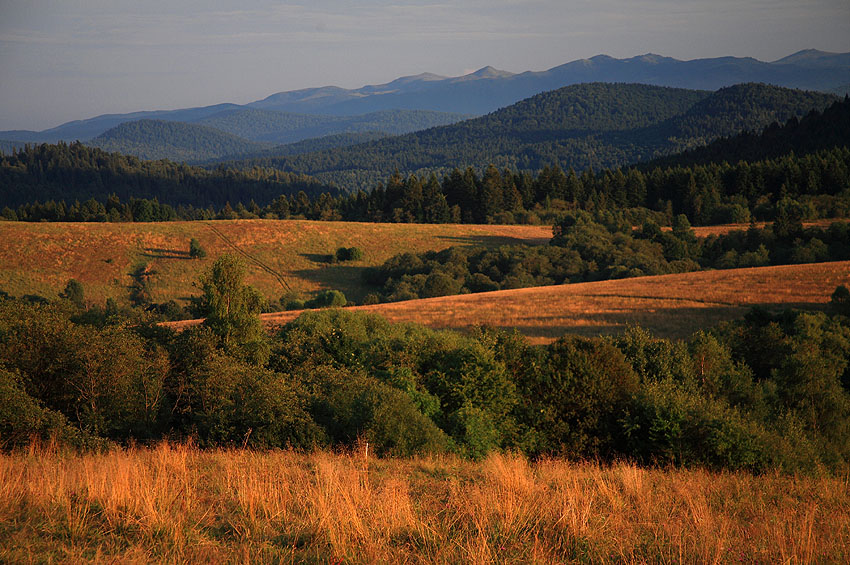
[0,220,551,306]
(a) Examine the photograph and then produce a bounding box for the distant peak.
[631,53,672,64]
[465,66,513,79]
[773,48,841,64]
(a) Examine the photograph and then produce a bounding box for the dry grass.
[167,260,850,342]
[2,218,839,308]
[1,444,848,564]
[0,220,551,305]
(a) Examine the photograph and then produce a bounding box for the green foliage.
[198,254,269,364]
[334,246,364,262]
[0,366,86,449]
[0,141,335,212]
[517,336,639,456]
[189,238,207,259]
[0,301,169,438]
[166,328,323,449]
[829,285,850,317]
[622,379,780,472]
[1,285,850,473]
[305,289,347,309]
[303,367,449,456]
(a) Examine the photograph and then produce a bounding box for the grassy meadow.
[1,443,848,564]
[165,260,850,342]
[0,220,551,305]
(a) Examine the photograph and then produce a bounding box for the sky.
[1,0,848,131]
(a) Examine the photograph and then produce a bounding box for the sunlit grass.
[0,219,551,305]
[1,443,848,563]
[167,260,850,342]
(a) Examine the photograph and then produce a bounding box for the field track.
[166,260,850,342]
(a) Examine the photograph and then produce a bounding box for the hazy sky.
[1,0,848,130]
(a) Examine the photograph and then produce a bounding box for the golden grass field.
[1,218,840,308]
[1,443,847,564]
[0,220,551,305]
[166,260,850,342]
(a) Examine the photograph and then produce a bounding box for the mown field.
[1,444,847,564]
[166,260,850,342]
[0,220,551,305]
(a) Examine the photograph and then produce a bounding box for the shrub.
[335,246,364,262]
[309,369,449,456]
[306,289,347,309]
[0,367,85,449]
[59,279,84,307]
[518,336,639,456]
[189,238,207,259]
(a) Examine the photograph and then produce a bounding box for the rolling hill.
[166,260,850,343]
[234,83,838,190]
[0,142,335,209]
[646,95,850,168]
[88,120,271,162]
[0,220,552,307]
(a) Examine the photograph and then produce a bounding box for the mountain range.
[1,49,847,150]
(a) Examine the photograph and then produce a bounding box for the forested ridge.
[0,142,337,212]
[227,83,837,190]
[88,120,271,162]
[2,98,849,226]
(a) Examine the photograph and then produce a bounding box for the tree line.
[362,212,850,303]
[3,144,849,227]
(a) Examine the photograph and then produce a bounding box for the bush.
[188,238,206,259]
[308,368,449,456]
[335,246,364,262]
[622,380,783,472]
[59,279,84,307]
[306,289,347,309]
[518,336,639,457]
[0,367,86,450]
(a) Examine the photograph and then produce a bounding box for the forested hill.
[230,83,837,191]
[88,120,271,162]
[648,96,850,168]
[0,142,336,209]
[196,108,471,144]
[83,110,471,163]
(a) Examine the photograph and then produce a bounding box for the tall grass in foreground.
[1,443,848,564]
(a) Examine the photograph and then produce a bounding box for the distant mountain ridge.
[2,49,846,146]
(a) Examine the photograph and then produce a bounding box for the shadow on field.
[291,264,372,302]
[299,252,333,264]
[142,247,193,259]
[435,234,550,248]
[492,302,827,342]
